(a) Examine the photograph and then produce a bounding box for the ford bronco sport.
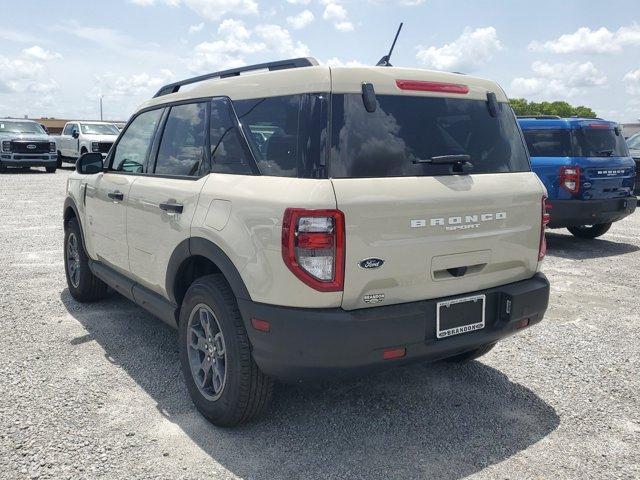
[519,116,636,238]
[63,58,551,427]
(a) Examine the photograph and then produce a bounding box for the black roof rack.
[153,57,319,98]
[516,115,562,119]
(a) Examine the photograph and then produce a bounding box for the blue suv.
[518,116,637,238]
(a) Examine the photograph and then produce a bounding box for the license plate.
[436,294,485,339]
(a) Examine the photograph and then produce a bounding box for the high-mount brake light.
[395,80,469,94]
[539,195,550,261]
[282,208,345,292]
[586,122,611,129]
[559,166,581,194]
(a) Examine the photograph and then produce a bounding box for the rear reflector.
[514,318,530,329]
[396,80,469,94]
[251,318,271,332]
[382,347,406,360]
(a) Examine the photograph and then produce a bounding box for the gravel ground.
[0,167,638,480]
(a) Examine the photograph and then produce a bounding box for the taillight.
[282,208,345,292]
[539,195,550,261]
[559,166,581,194]
[395,80,469,94]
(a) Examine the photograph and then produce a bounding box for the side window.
[111,109,163,173]
[63,124,72,135]
[233,95,301,177]
[154,103,206,177]
[210,98,253,175]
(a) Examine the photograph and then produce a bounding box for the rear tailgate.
[579,157,636,200]
[333,173,543,310]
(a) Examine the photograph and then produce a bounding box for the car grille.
[11,141,50,154]
[98,142,113,154]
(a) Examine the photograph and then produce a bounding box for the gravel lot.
[0,167,639,480]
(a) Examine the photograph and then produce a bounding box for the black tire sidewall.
[178,278,247,425]
[568,222,612,239]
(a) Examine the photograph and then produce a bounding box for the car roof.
[138,60,508,113]
[518,117,619,130]
[0,118,38,123]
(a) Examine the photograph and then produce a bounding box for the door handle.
[159,202,183,214]
[107,191,124,201]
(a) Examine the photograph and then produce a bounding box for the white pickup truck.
[57,121,120,164]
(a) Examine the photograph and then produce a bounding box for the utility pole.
[99,95,103,121]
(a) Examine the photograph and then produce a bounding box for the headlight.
[2,141,11,152]
[49,142,55,153]
[91,142,100,152]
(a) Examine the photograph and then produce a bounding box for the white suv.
[63,58,550,426]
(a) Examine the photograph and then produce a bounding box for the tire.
[56,152,63,168]
[445,343,496,364]
[64,217,108,302]
[567,222,612,239]
[46,166,56,173]
[0,162,5,173]
[178,274,273,427]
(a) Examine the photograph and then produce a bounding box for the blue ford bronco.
[518,116,637,238]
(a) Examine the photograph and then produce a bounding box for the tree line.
[509,98,597,118]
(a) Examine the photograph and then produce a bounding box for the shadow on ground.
[61,289,559,480]
[545,231,639,260]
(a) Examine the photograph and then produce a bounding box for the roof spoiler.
[516,115,562,119]
[153,57,319,98]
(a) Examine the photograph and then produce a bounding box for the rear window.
[329,94,530,178]
[576,127,629,157]
[523,129,573,157]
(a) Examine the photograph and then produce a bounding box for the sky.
[1,0,639,122]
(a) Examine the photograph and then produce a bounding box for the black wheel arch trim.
[63,197,88,253]
[166,237,252,305]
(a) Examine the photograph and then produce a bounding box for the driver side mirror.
[76,152,104,174]
[72,130,79,139]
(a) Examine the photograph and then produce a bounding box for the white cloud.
[287,10,315,30]
[255,24,311,57]
[510,61,607,99]
[97,69,174,97]
[0,55,59,94]
[416,26,502,72]
[322,2,353,32]
[22,45,62,61]
[130,0,258,20]
[369,0,425,4]
[529,25,640,54]
[323,57,365,67]
[623,68,640,95]
[286,0,310,4]
[188,22,204,34]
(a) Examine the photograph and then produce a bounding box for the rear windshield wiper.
[596,149,614,157]
[413,154,473,172]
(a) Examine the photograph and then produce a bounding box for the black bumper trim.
[547,196,637,228]
[238,273,550,382]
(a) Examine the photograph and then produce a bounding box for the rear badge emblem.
[359,258,384,269]
[363,293,385,304]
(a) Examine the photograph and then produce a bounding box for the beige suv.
[63,58,550,427]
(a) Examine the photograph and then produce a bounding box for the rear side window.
[330,94,530,178]
[523,129,573,157]
[111,109,163,173]
[576,127,629,157]
[155,102,206,176]
[210,98,253,175]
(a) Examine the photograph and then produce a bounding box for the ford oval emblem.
[27,144,36,149]
[359,258,385,269]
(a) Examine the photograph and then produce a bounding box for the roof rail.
[517,115,562,119]
[153,57,319,98]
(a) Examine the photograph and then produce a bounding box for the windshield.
[80,123,119,135]
[523,129,573,157]
[576,127,629,157]
[0,121,45,134]
[627,132,640,150]
[330,94,530,178]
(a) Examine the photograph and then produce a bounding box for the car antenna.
[376,22,403,67]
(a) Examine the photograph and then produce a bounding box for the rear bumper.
[0,154,58,167]
[238,273,550,382]
[547,196,637,228]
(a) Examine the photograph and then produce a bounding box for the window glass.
[576,127,629,157]
[523,129,573,157]
[234,95,301,177]
[330,94,530,178]
[0,121,44,134]
[155,103,206,176]
[63,124,74,135]
[80,123,119,135]
[111,109,163,173]
[627,133,640,150]
[209,98,253,175]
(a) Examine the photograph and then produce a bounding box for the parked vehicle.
[64,57,550,426]
[57,121,119,165]
[0,119,58,173]
[626,131,640,195]
[518,117,637,238]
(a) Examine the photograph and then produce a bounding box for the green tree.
[509,98,597,118]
